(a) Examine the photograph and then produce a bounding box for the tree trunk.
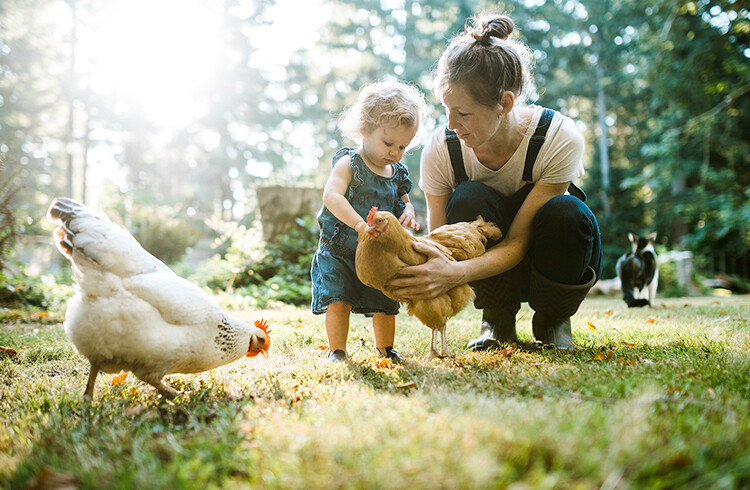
[65,1,77,199]
[595,33,611,216]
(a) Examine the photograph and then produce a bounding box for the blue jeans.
[445,181,602,308]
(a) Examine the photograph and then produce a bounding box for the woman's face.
[441,83,503,148]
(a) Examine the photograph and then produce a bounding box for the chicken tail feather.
[48,198,90,261]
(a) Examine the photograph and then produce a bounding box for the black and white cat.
[616,232,658,307]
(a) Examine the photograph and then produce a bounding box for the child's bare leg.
[373,313,396,350]
[326,302,352,352]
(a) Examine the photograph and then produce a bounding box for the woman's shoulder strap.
[444,126,468,185]
[523,108,555,182]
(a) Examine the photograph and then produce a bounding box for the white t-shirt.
[419,106,585,198]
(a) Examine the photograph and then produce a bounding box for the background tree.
[1,0,748,285]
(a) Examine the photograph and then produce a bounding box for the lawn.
[1,294,749,488]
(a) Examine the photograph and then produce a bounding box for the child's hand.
[399,203,420,231]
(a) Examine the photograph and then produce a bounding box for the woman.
[388,12,602,350]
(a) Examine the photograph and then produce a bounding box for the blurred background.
[1,0,748,308]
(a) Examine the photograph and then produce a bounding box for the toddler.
[311,79,427,362]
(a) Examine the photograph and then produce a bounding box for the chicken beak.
[366,222,387,237]
[247,319,271,358]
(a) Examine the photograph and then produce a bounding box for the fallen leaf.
[376,358,394,368]
[588,321,597,331]
[315,344,329,350]
[26,468,78,490]
[0,346,18,359]
[37,311,48,317]
[458,336,466,340]
[500,343,516,359]
[604,310,614,316]
[592,350,614,362]
[621,341,636,348]
[394,381,417,391]
[112,371,128,386]
[293,323,304,329]
[646,317,656,323]
[624,358,637,366]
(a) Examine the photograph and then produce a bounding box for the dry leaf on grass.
[315,344,329,350]
[26,468,78,490]
[500,343,516,359]
[647,317,657,323]
[394,381,417,391]
[588,321,597,331]
[112,371,128,386]
[592,350,614,361]
[0,346,18,359]
[376,358,394,368]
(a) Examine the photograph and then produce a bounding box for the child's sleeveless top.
[316,147,413,258]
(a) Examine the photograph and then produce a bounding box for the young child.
[311,79,427,362]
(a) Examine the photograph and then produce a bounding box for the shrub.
[0,161,21,272]
[193,216,318,307]
[127,205,202,265]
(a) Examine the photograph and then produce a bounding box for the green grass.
[1,295,749,488]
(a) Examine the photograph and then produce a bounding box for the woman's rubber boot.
[467,305,519,351]
[529,265,596,350]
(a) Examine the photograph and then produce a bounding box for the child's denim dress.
[311,147,413,316]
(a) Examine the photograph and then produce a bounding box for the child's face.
[360,122,418,169]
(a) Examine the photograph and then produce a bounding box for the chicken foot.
[424,325,453,361]
[83,364,100,399]
[139,375,178,399]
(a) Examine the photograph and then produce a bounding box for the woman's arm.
[322,156,366,232]
[387,181,569,300]
[424,192,449,232]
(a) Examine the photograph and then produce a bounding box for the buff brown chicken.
[355,207,502,360]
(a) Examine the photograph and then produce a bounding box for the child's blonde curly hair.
[339,80,428,143]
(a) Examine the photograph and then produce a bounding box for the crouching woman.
[387,12,602,349]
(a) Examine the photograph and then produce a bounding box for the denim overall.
[311,147,413,316]
[443,109,602,309]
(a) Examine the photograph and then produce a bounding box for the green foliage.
[192,216,318,307]
[127,205,202,266]
[0,267,74,310]
[657,258,688,299]
[0,160,21,272]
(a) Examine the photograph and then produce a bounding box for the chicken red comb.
[366,206,378,225]
[247,318,271,358]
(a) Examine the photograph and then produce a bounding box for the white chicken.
[47,197,270,399]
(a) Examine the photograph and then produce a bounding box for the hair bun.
[481,14,514,41]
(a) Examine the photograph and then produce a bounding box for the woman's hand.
[386,241,464,300]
